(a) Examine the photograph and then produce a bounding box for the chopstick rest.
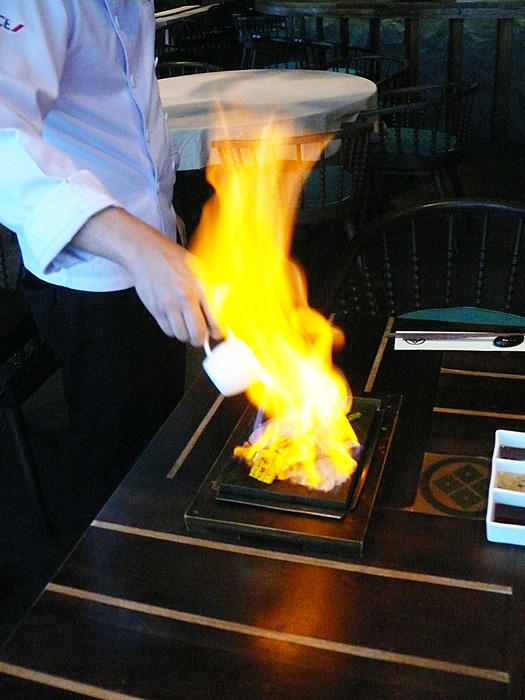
[390,331,525,352]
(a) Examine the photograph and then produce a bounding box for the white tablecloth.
[159,69,378,171]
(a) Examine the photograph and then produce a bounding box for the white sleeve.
[0,0,119,274]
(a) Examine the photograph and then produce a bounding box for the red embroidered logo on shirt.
[0,16,24,32]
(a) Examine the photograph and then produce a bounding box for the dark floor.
[1,140,524,649]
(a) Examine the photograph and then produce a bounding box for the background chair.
[0,226,58,537]
[356,82,479,220]
[317,44,376,68]
[212,124,371,230]
[325,54,409,94]
[212,124,371,301]
[155,60,222,78]
[318,198,525,323]
[232,12,328,69]
[316,199,525,386]
[155,5,240,69]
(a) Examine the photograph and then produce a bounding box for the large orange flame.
[191,118,357,490]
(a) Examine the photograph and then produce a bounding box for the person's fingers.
[200,295,222,340]
[154,313,176,338]
[181,306,209,347]
[161,288,211,346]
[152,305,189,342]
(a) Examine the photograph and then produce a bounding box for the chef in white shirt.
[0,0,220,532]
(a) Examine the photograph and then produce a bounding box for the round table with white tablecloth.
[159,69,377,171]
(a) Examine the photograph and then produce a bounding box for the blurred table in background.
[160,68,377,171]
[160,68,376,237]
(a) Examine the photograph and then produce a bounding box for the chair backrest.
[211,123,371,227]
[233,13,289,45]
[156,5,238,68]
[247,38,310,69]
[232,12,338,69]
[317,45,372,68]
[326,54,409,93]
[357,82,479,165]
[379,83,459,106]
[156,60,221,78]
[317,199,525,325]
[232,12,312,69]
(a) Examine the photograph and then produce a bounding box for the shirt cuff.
[24,169,122,273]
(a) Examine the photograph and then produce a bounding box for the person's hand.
[130,232,221,345]
[71,207,222,346]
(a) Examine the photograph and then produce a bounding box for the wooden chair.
[233,13,305,69]
[318,198,525,325]
[321,44,374,66]
[212,123,371,232]
[156,5,240,69]
[355,82,479,220]
[325,54,409,94]
[0,226,58,537]
[316,199,525,387]
[232,12,327,69]
[278,13,350,68]
[156,60,222,78]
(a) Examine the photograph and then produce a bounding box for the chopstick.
[387,331,523,340]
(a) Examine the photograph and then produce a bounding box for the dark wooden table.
[1,319,524,699]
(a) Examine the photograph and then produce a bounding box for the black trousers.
[21,272,186,527]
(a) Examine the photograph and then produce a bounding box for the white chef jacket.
[0,0,178,291]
